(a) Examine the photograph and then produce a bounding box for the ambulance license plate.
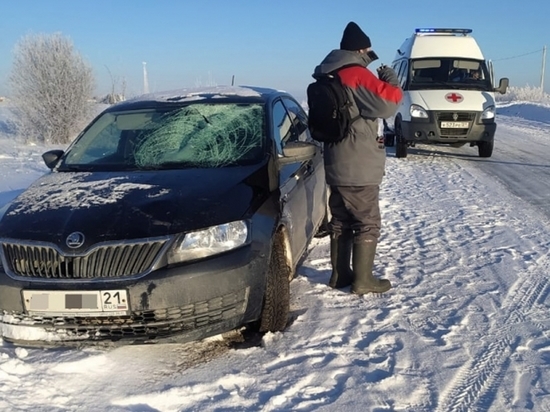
[441,121,469,128]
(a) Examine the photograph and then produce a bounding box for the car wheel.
[478,140,493,158]
[395,121,408,159]
[384,133,395,147]
[258,231,291,333]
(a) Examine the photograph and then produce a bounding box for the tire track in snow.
[437,257,550,412]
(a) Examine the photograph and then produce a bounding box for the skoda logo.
[66,232,85,249]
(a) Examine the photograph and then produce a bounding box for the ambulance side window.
[393,60,409,90]
[391,61,400,72]
[392,61,402,85]
[399,61,409,89]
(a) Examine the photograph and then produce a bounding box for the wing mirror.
[279,141,317,165]
[495,78,509,95]
[42,150,64,170]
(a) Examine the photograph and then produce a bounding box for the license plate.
[441,121,469,128]
[23,290,129,317]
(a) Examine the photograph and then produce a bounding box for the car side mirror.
[495,77,509,95]
[279,141,317,165]
[42,149,64,170]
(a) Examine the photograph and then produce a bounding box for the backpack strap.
[330,65,363,126]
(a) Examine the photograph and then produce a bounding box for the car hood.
[0,164,271,252]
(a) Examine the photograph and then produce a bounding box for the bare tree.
[104,65,126,104]
[9,33,95,144]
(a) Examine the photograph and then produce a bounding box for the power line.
[493,48,544,61]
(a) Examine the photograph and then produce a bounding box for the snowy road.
[2,103,550,411]
[399,111,550,220]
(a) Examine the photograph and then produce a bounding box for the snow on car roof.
[126,85,285,103]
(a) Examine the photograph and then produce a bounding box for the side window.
[399,60,409,89]
[282,97,310,142]
[393,61,403,85]
[271,100,294,155]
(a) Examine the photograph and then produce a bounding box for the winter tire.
[478,140,493,158]
[258,231,291,333]
[395,122,408,159]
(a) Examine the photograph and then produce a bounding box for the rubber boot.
[351,240,392,294]
[328,231,354,288]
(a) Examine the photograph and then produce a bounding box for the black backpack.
[307,70,359,144]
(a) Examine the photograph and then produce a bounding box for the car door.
[281,97,326,240]
[271,98,324,268]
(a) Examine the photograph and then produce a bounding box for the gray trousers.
[328,185,381,242]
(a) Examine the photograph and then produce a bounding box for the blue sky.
[0,0,548,101]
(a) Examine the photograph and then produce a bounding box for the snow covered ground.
[1,101,550,411]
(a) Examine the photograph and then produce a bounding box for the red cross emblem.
[445,92,464,103]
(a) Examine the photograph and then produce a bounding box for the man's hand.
[377,65,399,87]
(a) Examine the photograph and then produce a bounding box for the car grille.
[437,112,476,137]
[1,288,248,342]
[1,238,169,279]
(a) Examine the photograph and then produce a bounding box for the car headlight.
[410,104,428,119]
[167,220,249,264]
[481,105,496,120]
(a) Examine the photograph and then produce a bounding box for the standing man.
[313,21,402,294]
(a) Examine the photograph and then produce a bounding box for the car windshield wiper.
[58,164,95,172]
[411,81,464,90]
[136,162,196,170]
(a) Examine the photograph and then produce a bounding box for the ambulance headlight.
[481,105,496,120]
[410,104,428,119]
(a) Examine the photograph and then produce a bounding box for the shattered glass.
[62,103,265,169]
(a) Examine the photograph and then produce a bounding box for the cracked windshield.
[62,103,265,170]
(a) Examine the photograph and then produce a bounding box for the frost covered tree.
[9,33,95,144]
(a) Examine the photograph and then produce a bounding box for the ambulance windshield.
[408,58,493,91]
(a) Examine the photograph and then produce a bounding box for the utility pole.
[541,46,547,97]
[142,62,149,94]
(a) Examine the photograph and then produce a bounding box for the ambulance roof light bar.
[415,28,473,34]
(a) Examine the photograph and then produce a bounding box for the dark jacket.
[313,49,402,186]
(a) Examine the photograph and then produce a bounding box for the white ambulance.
[388,28,508,158]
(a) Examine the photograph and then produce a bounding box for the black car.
[0,86,328,345]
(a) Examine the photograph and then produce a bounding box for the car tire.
[478,140,493,158]
[258,231,291,333]
[395,122,408,159]
[384,133,395,147]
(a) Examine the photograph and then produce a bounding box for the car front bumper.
[0,237,272,346]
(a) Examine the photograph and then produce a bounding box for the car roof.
[109,85,292,111]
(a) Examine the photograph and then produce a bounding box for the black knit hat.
[340,21,371,51]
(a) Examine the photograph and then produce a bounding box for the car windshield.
[60,103,265,170]
[408,58,493,91]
